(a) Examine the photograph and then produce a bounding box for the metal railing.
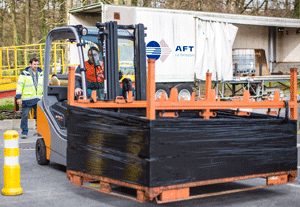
[0,43,76,83]
[1,41,135,85]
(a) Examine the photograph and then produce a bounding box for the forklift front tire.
[36,138,50,165]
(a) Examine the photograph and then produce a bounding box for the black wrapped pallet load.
[67,105,297,188]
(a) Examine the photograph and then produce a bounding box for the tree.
[7,0,19,45]
[0,0,6,46]
[59,0,66,27]
[295,0,300,18]
[38,0,47,42]
[25,0,30,45]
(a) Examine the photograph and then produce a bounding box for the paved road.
[0,130,300,207]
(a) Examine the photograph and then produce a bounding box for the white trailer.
[69,3,300,99]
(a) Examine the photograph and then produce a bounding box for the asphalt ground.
[0,129,300,207]
[0,99,299,206]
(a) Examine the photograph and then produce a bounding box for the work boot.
[21,134,28,139]
[34,133,42,137]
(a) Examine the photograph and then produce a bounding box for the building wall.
[233,25,300,64]
[233,25,269,64]
[277,27,300,62]
[68,13,100,27]
[103,6,136,25]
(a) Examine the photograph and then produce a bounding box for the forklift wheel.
[36,138,50,165]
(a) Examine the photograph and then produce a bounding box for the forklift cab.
[36,22,147,166]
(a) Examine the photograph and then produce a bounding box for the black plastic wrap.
[67,106,297,188]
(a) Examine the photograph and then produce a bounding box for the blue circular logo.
[146,41,161,60]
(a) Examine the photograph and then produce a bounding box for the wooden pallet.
[66,170,297,204]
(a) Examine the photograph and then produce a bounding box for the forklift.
[36,21,147,166]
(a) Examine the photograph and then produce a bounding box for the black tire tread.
[36,138,50,165]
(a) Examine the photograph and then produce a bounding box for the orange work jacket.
[85,61,104,83]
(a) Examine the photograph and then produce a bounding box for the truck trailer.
[68,3,300,99]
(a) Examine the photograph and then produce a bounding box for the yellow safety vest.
[16,67,43,101]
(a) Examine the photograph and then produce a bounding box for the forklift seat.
[48,86,68,102]
[49,74,68,86]
[48,74,68,102]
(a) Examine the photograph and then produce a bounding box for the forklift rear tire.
[36,138,50,165]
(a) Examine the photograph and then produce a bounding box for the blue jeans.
[87,89,104,100]
[20,104,37,135]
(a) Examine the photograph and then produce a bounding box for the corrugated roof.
[195,14,300,28]
[69,3,300,28]
[69,3,103,13]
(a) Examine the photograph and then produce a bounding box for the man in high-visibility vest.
[16,57,43,139]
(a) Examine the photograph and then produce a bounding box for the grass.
[0,97,15,110]
[267,81,299,93]
[0,113,6,119]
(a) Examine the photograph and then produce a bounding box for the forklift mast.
[96,21,147,101]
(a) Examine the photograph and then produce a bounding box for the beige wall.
[69,13,101,27]
[277,27,300,62]
[233,25,269,64]
[104,6,136,25]
[233,25,300,63]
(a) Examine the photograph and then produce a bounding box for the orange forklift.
[36,21,298,203]
[36,22,147,166]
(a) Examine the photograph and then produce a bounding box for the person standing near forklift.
[16,57,43,139]
[75,47,105,99]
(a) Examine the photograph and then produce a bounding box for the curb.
[20,142,36,149]
[0,119,36,131]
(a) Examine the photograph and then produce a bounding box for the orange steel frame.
[67,59,298,121]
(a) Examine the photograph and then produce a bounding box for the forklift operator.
[74,47,104,100]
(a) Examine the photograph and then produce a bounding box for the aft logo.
[175,46,195,57]
[146,40,195,61]
[146,40,171,62]
[175,46,194,52]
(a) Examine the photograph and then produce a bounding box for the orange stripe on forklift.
[37,105,51,159]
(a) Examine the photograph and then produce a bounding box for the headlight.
[82,27,88,36]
